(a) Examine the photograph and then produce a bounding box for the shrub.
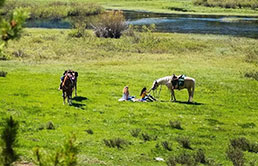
[226,145,245,166]
[230,137,250,151]
[141,133,152,142]
[85,129,93,134]
[92,10,127,38]
[103,138,127,149]
[0,71,7,77]
[194,149,206,164]
[175,151,196,166]
[1,116,19,166]
[62,134,78,166]
[177,137,192,150]
[169,120,183,130]
[249,143,258,153]
[34,134,78,166]
[46,121,55,130]
[245,72,258,81]
[167,150,208,166]
[130,128,141,138]
[161,141,172,151]
[166,156,177,166]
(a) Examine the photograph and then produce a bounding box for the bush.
[175,151,196,166]
[194,149,206,164]
[230,137,258,153]
[169,120,183,130]
[177,137,192,150]
[166,156,177,166]
[230,137,250,151]
[226,145,245,166]
[46,121,55,130]
[92,10,127,38]
[245,72,258,81]
[249,143,258,153]
[167,150,208,166]
[0,70,7,77]
[141,133,152,142]
[103,138,127,149]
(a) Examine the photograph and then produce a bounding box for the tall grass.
[194,0,258,9]
[0,1,104,19]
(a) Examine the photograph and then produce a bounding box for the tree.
[0,0,29,59]
[0,116,19,166]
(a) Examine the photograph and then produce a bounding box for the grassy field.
[8,0,258,17]
[0,28,258,165]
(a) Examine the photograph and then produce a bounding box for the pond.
[25,10,258,38]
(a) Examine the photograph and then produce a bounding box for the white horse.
[149,75,195,102]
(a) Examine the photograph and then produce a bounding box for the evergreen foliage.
[0,116,19,166]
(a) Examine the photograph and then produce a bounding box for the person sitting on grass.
[118,86,135,101]
[140,87,156,102]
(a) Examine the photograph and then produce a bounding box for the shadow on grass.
[71,96,88,109]
[157,100,204,105]
[71,103,86,110]
[175,101,204,105]
[72,96,88,102]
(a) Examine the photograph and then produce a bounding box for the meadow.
[0,28,258,165]
[3,0,258,18]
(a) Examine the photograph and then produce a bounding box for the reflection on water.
[124,11,258,38]
[25,11,258,38]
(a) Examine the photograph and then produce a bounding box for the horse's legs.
[74,83,77,97]
[68,91,72,105]
[191,86,195,102]
[63,91,66,105]
[187,88,191,102]
[170,89,176,102]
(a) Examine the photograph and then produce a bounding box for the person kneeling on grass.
[118,86,135,101]
[140,87,156,102]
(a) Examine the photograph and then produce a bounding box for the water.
[25,11,258,38]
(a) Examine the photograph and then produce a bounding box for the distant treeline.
[0,1,104,19]
[193,0,258,9]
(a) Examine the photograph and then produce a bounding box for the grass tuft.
[226,145,245,166]
[169,120,183,130]
[103,138,127,149]
[130,128,141,138]
[0,71,7,77]
[85,129,94,134]
[161,141,172,151]
[46,121,55,130]
[245,72,258,81]
[177,137,192,150]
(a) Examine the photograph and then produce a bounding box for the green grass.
[0,28,258,165]
[5,0,258,17]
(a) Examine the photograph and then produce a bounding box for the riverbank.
[10,0,258,17]
[0,28,258,165]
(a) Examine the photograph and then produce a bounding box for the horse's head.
[149,80,158,92]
